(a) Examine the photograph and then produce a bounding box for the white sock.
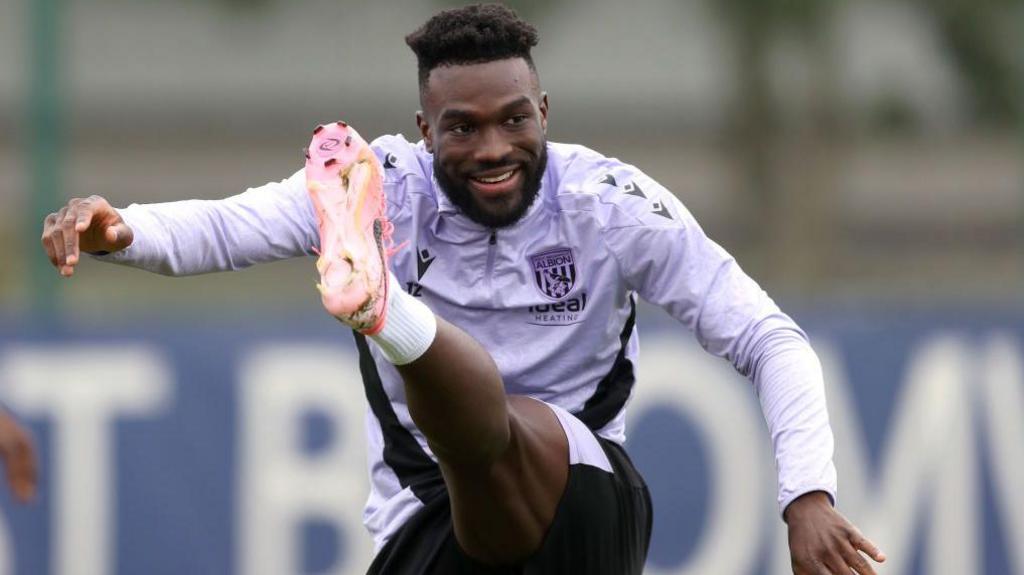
[369,274,437,365]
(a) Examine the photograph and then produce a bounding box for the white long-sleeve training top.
[97,136,838,548]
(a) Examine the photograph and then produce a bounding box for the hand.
[0,411,37,503]
[785,491,885,574]
[41,195,133,277]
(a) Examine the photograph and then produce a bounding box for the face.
[417,58,549,228]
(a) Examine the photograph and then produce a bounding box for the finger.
[105,222,131,249]
[61,206,81,266]
[51,207,68,262]
[840,541,877,575]
[40,213,58,264]
[41,212,58,239]
[793,558,835,575]
[822,549,853,575]
[41,213,59,265]
[41,233,59,268]
[51,228,67,269]
[812,561,835,575]
[849,530,886,563]
[74,201,95,233]
[51,230,77,277]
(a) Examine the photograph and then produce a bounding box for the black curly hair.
[405,3,539,89]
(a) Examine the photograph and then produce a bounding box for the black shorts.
[367,418,653,575]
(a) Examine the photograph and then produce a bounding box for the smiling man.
[41,4,885,574]
[423,58,549,228]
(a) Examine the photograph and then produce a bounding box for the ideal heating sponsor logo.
[528,293,589,325]
[527,247,588,325]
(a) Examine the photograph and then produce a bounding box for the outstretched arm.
[603,178,884,573]
[40,170,318,277]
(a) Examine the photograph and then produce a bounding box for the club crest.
[529,248,577,300]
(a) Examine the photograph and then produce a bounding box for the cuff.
[86,207,144,264]
[779,485,837,520]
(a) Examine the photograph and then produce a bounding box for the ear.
[538,92,549,134]
[416,111,433,152]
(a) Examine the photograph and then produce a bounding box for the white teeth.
[475,170,514,184]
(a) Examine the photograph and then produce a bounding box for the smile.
[471,169,517,184]
[468,168,522,197]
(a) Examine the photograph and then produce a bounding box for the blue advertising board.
[0,307,1021,574]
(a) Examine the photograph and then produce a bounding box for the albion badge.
[529,248,577,300]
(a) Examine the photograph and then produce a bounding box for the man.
[40,4,885,574]
[0,408,37,504]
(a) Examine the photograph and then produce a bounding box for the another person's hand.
[785,491,885,574]
[0,411,37,503]
[41,195,133,277]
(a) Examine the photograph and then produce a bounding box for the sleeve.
[601,178,837,517]
[92,169,319,276]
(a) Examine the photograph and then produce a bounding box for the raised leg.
[304,121,570,564]
[395,316,568,564]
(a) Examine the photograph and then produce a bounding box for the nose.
[473,126,513,165]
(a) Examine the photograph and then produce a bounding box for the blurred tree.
[28,0,64,316]
[710,0,840,293]
[711,0,1022,292]
[924,0,1022,128]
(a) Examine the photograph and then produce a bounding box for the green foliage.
[714,0,1022,129]
[924,0,1022,126]
[716,0,831,33]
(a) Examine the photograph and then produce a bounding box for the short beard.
[434,146,548,229]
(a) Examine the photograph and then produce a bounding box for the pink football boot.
[306,121,393,335]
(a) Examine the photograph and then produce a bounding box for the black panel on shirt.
[353,332,444,502]
[575,295,637,431]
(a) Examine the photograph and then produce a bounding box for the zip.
[485,229,497,290]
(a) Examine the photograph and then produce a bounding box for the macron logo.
[417,248,435,280]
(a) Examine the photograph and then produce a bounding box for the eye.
[505,114,529,126]
[449,124,473,135]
